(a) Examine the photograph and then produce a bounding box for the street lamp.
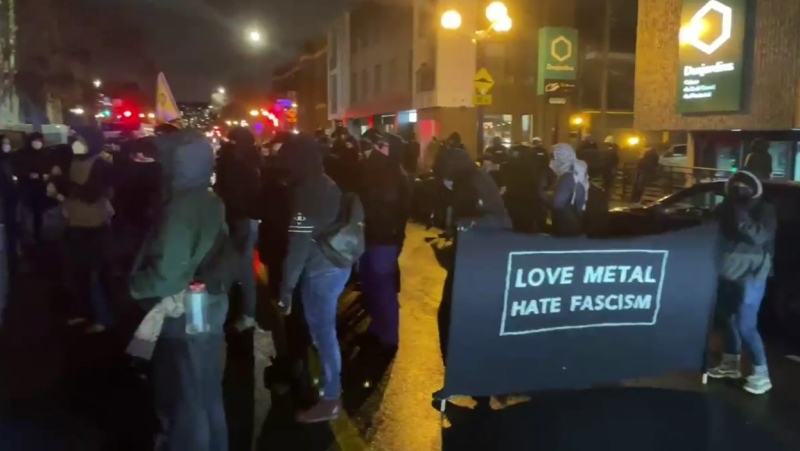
[441,2,512,151]
[93,79,101,88]
[248,30,262,43]
[70,107,85,115]
[217,87,226,94]
[249,109,259,117]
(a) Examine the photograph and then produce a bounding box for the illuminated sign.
[677,0,748,114]
[537,27,579,95]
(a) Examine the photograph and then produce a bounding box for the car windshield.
[653,182,726,210]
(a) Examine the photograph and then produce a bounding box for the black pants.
[152,334,228,451]
[63,226,113,326]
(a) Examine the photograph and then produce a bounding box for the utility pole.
[599,0,611,140]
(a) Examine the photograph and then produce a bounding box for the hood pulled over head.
[725,170,763,201]
[227,126,256,147]
[550,143,578,176]
[440,147,475,181]
[155,129,214,191]
[70,125,106,157]
[275,133,325,182]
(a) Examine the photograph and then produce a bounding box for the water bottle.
[184,282,210,335]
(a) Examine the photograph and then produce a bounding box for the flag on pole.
[155,72,181,124]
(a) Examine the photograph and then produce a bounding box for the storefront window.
[766,141,789,178]
[483,114,512,148]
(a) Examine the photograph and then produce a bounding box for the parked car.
[606,180,800,345]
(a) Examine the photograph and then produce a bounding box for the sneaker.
[296,399,342,423]
[743,374,772,395]
[707,356,741,379]
[233,315,257,332]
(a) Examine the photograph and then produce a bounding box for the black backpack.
[194,228,241,295]
[315,192,366,268]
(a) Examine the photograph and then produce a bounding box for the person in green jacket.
[129,125,229,451]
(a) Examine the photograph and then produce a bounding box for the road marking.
[785,355,800,364]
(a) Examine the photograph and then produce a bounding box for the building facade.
[327,1,415,138]
[271,39,329,132]
[635,0,800,180]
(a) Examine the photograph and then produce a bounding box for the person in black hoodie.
[358,129,410,349]
[743,138,773,180]
[14,132,48,244]
[215,127,262,332]
[47,125,115,333]
[327,132,361,193]
[274,133,350,423]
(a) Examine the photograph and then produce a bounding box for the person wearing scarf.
[545,143,588,236]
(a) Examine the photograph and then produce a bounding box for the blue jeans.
[152,333,228,451]
[719,278,768,368]
[231,219,259,318]
[301,266,351,400]
[360,245,401,345]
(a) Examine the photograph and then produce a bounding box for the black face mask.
[727,183,753,204]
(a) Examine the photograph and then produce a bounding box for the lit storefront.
[634,0,800,180]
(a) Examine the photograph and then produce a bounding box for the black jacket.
[215,128,262,221]
[359,135,411,247]
[447,148,510,229]
[275,134,342,307]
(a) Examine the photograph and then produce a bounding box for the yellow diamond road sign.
[473,68,494,95]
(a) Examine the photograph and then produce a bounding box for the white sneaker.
[743,374,772,395]
[234,315,257,332]
[707,355,741,380]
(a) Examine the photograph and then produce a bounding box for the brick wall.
[634,0,800,131]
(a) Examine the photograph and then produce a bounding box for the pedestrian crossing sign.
[473,68,494,95]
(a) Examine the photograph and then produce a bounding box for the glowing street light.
[485,2,508,22]
[217,87,226,94]
[441,10,462,30]
[70,107,85,115]
[147,113,155,119]
[249,109,259,117]
[93,79,101,88]
[248,30,262,43]
[491,15,512,32]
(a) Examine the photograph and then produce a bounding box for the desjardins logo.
[681,0,733,55]
[546,36,574,72]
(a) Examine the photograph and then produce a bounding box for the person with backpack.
[129,125,231,451]
[357,129,410,351]
[215,126,262,332]
[273,133,354,423]
[545,143,588,237]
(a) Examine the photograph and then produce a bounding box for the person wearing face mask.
[707,171,775,395]
[543,143,588,237]
[47,126,115,333]
[356,129,411,352]
[0,135,18,284]
[13,132,48,245]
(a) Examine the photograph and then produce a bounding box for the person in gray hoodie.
[707,170,775,395]
[129,127,229,450]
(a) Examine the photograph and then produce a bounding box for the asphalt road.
[2,224,800,450]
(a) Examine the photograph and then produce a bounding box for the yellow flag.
[155,72,181,124]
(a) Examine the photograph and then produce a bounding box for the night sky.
[93,0,349,102]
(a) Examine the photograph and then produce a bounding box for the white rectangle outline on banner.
[499,249,669,336]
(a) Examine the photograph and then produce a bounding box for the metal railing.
[613,163,735,204]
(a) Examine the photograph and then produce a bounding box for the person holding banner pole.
[707,170,775,395]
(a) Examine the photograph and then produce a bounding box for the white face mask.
[2,144,10,153]
[31,141,43,150]
[71,140,88,155]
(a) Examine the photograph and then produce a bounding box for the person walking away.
[423,136,441,172]
[707,170,775,395]
[502,144,543,233]
[129,126,231,450]
[327,133,361,193]
[47,126,115,333]
[215,127,262,332]
[601,136,620,193]
[576,135,602,181]
[0,136,19,280]
[402,133,421,175]
[480,136,508,188]
[631,146,660,203]
[743,138,772,180]
[358,130,410,350]
[544,143,588,237]
[273,133,351,423]
[14,132,47,245]
[432,133,467,230]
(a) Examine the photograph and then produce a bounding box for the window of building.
[388,57,397,90]
[350,73,358,104]
[329,75,338,113]
[374,64,382,94]
[361,68,369,99]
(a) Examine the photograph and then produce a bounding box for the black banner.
[439,224,718,398]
